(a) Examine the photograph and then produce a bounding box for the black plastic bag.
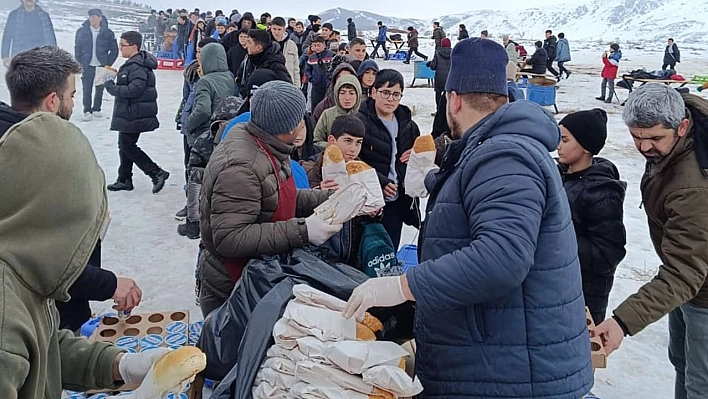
[202,249,415,397]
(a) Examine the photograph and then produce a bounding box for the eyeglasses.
[377,90,403,101]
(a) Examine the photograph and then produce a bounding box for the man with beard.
[343,38,593,398]
[595,84,708,399]
[0,46,143,332]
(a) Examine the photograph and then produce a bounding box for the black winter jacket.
[356,98,420,193]
[105,51,160,133]
[0,101,26,140]
[664,43,681,65]
[74,17,119,67]
[543,35,557,60]
[559,158,627,324]
[238,43,292,97]
[347,21,357,40]
[428,47,451,92]
[525,48,548,74]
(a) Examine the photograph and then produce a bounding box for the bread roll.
[105,66,118,73]
[370,387,395,399]
[324,145,345,165]
[399,357,406,369]
[362,312,384,333]
[413,135,435,153]
[346,160,372,175]
[150,346,207,394]
[356,322,377,341]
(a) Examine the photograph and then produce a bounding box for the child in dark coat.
[305,35,335,112]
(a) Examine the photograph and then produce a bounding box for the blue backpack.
[357,222,402,277]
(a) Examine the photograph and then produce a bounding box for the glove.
[304,214,343,246]
[104,74,115,84]
[118,347,171,385]
[343,276,407,320]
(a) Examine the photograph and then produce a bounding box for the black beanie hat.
[559,108,608,155]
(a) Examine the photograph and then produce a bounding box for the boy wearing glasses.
[105,31,169,194]
[356,69,421,248]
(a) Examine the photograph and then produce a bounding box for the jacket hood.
[82,15,109,29]
[461,100,560,153]
[559,157,627,192]
[184,59,200,83]
[436,47,451,59]
[357,59,379,78]
[0,101,27,139]
[331,62,357,85]
[127,50,158,69]
[200,42,229,74]
[0,113,107,301]
[609,50,622,62]
[333,75,362,113]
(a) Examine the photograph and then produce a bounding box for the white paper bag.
[283,301,356,342]
[253,381,289,399]
[289,383,369,399]
[296,336,332,365]
[295,361,375,395]
[313,183,367,224]
[93,66,117,87]
[326,341,408,374]
[293,284,347,312]
[322,159,350,188]
[256,366,299,389]
[362,365,424,397]
[262,356,297,375]
[404,149,437,198]
[273,318,308,349]
[348,168,385,214]
[267,343,308,363]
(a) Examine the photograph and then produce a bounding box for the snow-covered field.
[7,29,707,398]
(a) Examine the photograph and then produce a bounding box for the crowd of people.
[0,2,707,399]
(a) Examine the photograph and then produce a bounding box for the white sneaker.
[93,111,102,118]
[82,112,93,122]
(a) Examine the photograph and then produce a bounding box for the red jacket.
[601,54,619,79]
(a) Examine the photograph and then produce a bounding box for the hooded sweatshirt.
[312,62,357,123]
[185,43,235,139]
[0,112,124,398]
[313,75,362,148]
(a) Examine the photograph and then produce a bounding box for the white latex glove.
[305,214,343,246]
[118,347,171,385]
[343,276,407,320]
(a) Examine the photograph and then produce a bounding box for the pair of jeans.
[546,59,559,76]
[371,41,388,59]
[405,47,426,63]
[600,78,615,100]
[557,61,570,76]
[668,302,708,399]
[81,66,105,114]
[117,132,160,181]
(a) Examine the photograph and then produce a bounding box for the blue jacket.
[305,50,334,88]
[407,100,593,398]
[556,38,571,62]
[377,25,387,43]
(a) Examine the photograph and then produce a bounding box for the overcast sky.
[148,0,588,20]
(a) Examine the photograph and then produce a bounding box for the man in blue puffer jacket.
[344,38,594,398]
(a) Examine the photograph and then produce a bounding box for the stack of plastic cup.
[165,332,188,348]
[188,321,203,346]
[115,336,138,354]
[140,334,163,351]
[165,393,188,399]
[63,392,87,399]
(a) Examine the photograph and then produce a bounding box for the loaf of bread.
[413,135,435,153]
[346,160,372,175]
[362,312,383,333]
[356,322,377,341]
[324,145,345,165]
[143,346,207,397]
[370,387,395,399]
[105,65,118,73]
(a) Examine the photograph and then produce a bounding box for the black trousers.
[557,61,570,76]
[81,65,105,114]
[183,134,191,186]
[662,62,676,71]
[371,41,389,59]
[546,59,559,76]
[381,195,416,250]
[117,132,159,181]
[405,47,426,62]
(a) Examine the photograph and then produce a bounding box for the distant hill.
[318,7,426,32]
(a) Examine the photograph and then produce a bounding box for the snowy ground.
[8,29,708,398]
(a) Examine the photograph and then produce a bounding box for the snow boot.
[151,169,170,194]
[175,206,187,221]
[107,179,134,191]
[595,96,606,101]
[177,221,200,239]
[565,71,572,79]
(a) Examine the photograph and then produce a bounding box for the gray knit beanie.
[250,81,307,135]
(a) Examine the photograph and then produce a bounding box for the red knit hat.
[441,38,451,48]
